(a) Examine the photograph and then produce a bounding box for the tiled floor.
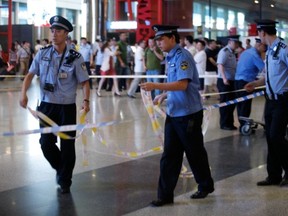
[0,77,287,216]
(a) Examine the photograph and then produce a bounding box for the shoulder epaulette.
[176,48,182,54]
[40,45,52,50]
[278,41,287,49]
[223,47,228,52]
[69,49,81,58]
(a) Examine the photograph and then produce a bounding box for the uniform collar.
[167,44,181,58]
[226,45,233,53]
[268,37,281,51]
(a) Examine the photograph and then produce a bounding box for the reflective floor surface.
[0,77,287,216]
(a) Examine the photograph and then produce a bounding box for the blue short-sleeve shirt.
[29,45,89,104]
[166,44,202,117]
[265,38,288,95]
[217,45,237,80]
[235,47,264,82]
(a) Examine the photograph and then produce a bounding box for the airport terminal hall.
[0,0,288,216]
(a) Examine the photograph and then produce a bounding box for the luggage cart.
[239,116,265,136]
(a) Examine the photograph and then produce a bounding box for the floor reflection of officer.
[140,25,214,207]
[235,38,265,129]
[19,15,90,194]
[217,38,238,130]
[245,20,288,187]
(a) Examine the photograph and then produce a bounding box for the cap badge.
[54,16,59,22]
[153,26,158,32]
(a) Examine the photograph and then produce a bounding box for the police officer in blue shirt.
[20,15,91,194]
[235,38,266,129]
[140,25,214,207]
[245,19,288,186]
[217,38,238,130]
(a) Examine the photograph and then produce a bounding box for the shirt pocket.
[167,62,177,81]
[39,61,50,83]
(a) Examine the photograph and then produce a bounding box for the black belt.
[265,91,288,100]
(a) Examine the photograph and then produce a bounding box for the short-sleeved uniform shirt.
[265,38,288,95]
[217,45,237,80]
[166,44,202,117]
[29,45,89,104]
[235,47,264,82]
[79,43,93,62]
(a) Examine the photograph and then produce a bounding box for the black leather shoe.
[150,199,173,207]
[279,178,288,187]
[257,178,281,186]
[221,126,237,131]
[58,186,70,194]
[127,94,136,99]
[190,189,214,199]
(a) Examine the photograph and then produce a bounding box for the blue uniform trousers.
[38,102,77,188]
[158,110,214,201]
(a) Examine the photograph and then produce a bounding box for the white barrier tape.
[204,90,265,110]
[201,85,265,97]
[2,120,119,137]
[0,74,218,79]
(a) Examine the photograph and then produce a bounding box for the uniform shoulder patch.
[81,62,87,71]
[69,49,81,58]
[180,61,188,70]
[40,45,52,50]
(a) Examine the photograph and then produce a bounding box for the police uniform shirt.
[217,45,237,80]
[79,43,93,62]
[29,45,90,104]
[166,44,202,117]
[235,47,265,82]
[266,38,288,95]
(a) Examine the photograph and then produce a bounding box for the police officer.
[245,20,288,186]
[235,38,266,129]
[140,25,214,207]
[217,38,238,130]
[19,15,91,194]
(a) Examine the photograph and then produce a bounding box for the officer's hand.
[153,94,166,105]
[19,95,28,108]
[82,101,90,113]
[139,82,155,91]
[244,83,255,92]
[223,78,230,85]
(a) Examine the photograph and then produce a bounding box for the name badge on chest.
[58,72,68,79]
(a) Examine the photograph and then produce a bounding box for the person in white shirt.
[184,35,197,57]
[34,39,43,55]
[97,39,121,97]
[194,40,207,98]
[127,40,146,98]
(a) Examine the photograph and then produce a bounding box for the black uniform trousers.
[265,95,288,182]
[158,110,214,201]
[217,78,236,128]
[234,80,253,127]
[38,102,77,188]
